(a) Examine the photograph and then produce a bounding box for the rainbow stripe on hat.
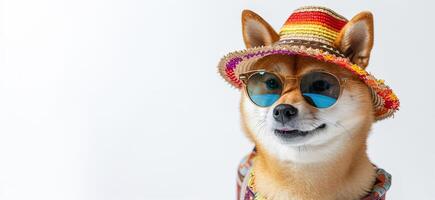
[279,7,347,47]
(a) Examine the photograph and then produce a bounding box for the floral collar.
[237,149,391,200]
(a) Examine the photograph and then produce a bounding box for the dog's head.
[240,10,375,163]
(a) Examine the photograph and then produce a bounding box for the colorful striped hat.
[217,6,399,120]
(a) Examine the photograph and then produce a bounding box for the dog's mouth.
[274,124,326,139]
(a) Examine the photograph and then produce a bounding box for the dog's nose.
[273,104,298,124]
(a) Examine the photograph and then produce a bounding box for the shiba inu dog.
[217,6,399,200]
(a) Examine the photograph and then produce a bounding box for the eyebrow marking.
[273,64,283,73]
[272,61,294,75]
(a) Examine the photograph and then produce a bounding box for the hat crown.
[278,6,348,49]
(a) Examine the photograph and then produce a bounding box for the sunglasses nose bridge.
[280,77,299,94]
[276,88,304,106]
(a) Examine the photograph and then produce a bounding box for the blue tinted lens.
[250,94,281,107]
[246,72,282,107]
[300,72,340,108]
[302,93,337,108]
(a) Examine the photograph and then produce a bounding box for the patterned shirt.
[237,149,391,200]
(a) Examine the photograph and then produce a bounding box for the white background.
[0,0,433,199]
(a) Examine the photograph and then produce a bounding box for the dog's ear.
[242,10,279,48]
[335,12,374,68]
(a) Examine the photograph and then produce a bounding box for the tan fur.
[334,12,374,68]
[238,10,378,200]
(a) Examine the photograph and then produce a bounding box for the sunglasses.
[239,70,348,108]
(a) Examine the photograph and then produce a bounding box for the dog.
[217,6,399,200]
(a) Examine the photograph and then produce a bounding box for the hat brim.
[217,44,399,120]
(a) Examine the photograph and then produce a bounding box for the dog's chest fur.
[238,148,379,200]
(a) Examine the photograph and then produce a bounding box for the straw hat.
[217,6,399,120]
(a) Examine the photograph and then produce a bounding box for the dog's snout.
[273,104,298,124]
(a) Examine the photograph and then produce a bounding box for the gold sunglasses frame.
[238,70,349,108]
